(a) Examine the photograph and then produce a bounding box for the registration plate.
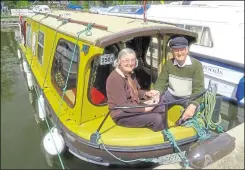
[99,54,115,65]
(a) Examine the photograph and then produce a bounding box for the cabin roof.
[28,10,197,47]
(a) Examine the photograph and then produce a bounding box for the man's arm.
[182,61,205,120]
[190,61,205,107]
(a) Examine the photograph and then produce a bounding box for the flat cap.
[169,37,188,49]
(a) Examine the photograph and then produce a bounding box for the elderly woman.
[106,48,164,132]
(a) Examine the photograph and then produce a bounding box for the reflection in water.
[1,31,18,102]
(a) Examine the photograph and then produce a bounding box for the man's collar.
[173,55,192,67]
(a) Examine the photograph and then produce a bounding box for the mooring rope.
[94,90,224,167]
[33,22,94,169]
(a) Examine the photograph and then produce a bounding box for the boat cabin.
[21,10,196,121]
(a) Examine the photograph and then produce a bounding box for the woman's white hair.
[113,48,138,68]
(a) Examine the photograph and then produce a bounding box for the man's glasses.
[172,48,187,53]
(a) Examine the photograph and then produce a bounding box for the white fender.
[38,94,46,120]
[28,91,34,104]
[19,63,24,72]
[17,49,21,59]
[43,127,65,156]
[26,72,34,89]
[22,60,30,73]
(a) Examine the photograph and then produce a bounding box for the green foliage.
[16,1,31,8]
[3,1,16,9]
[70,0,80,5]
[3,0,31,9]
[82,1,89,9]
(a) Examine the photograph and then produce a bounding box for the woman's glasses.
[121,58,136,64]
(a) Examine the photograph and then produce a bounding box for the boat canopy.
[27,10,197,47]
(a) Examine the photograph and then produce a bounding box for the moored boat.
[17,9,224,168]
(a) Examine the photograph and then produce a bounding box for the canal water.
[1,28,244,169]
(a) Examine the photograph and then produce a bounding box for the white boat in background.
[189,1,244,7]
[146,4,244,105]
[101,3,244,105]
[100,4,150,16]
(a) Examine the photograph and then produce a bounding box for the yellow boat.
[17,10,217,167]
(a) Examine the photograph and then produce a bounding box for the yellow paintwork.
[19,16,198,147]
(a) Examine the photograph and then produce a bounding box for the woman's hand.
[145,106,154,112]
[145,90,160,98]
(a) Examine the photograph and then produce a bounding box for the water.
[0,29,109,169]
[1,28,244,169]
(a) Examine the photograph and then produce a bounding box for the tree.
[70,0,81,5]
[82,1,89,9]
[3,1,16,9]
[16,1,31,8]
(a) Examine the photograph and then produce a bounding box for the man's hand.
[182,104,197,120]
[145,90,160,98]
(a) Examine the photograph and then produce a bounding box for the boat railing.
[91,88,209,144]
[31,11,108,31]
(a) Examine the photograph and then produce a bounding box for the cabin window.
[51,39,80,107]
[109,6,121,13]
[26,23,32,47]
[88,45,119,105]
[37,31,44,64]
[185,25,203,44]
[200,27,213,47]
[122,7,139,13]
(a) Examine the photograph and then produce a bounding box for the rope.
[35,23,93,168]
[162,129,189,167]
[181,89,224,139]
[25,15,223,167]
[33,86,65,169]
[56,23,93,117]
[29,22,93,169]
[28,19,79,169]
[23,18,94,169]
[182,115,211,140]
[95,131,186,165]
[93,90,224,167]
[203,90,223,132]
[41,20,69,89]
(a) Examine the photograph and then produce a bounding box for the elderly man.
[150,36,205,121]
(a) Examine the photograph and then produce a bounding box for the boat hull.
[190,52,244,105]
[45,98,196,167]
